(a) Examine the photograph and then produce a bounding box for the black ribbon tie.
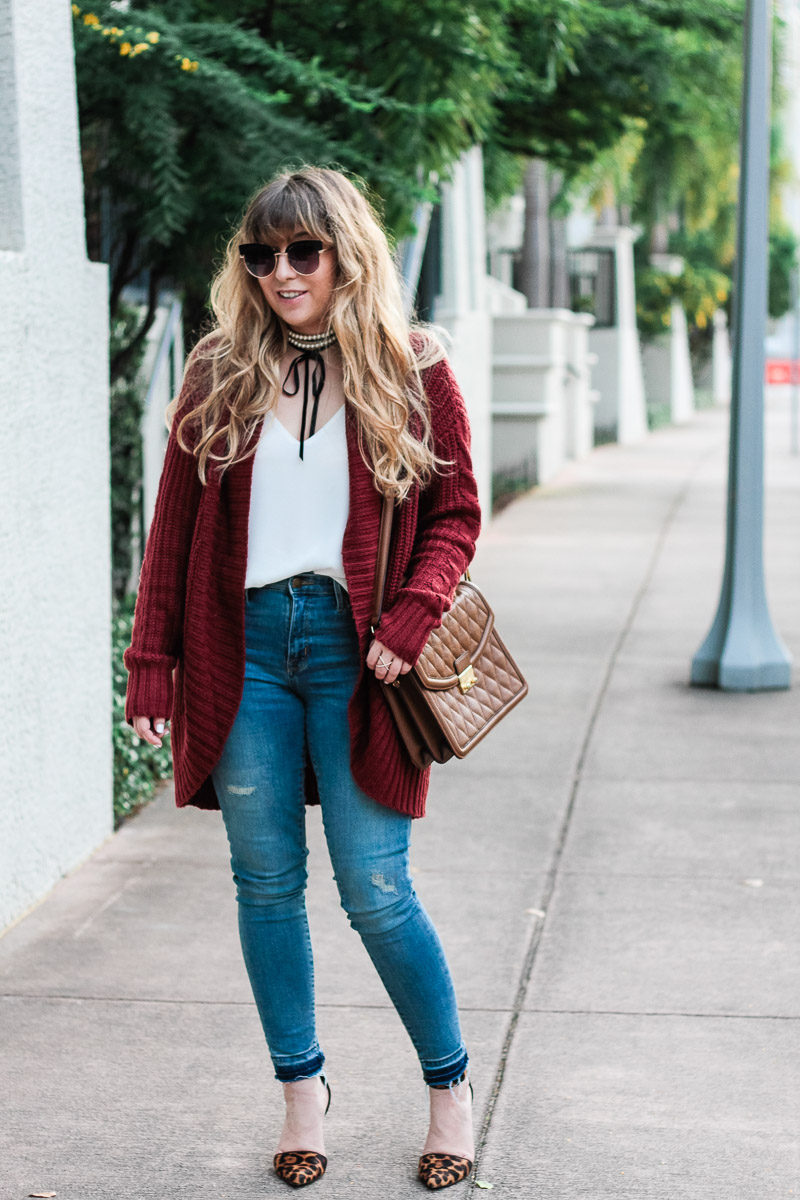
[282,350,326,460]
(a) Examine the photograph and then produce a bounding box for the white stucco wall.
[492,309,596,486]
[641,302,695,424]
[0,0,111,932]
[434,146,493,517]
[769,0,800,356]
[585,226,648,443]
[437,311,492,518]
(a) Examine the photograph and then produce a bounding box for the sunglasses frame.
[238,239,330,279]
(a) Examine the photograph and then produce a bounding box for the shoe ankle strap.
[430,1069,468,1089]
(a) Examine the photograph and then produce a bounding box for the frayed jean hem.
[422,1050,469,1089]
[273,1050,326,1083]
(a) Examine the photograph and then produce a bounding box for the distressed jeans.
[211,572,469,1086]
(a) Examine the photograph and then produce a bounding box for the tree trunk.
[519,158,550,308]
[598,181,616,229]
[549,169,570,309]
[650,218,670,255]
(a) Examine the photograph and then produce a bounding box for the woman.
[124,166,481,1190]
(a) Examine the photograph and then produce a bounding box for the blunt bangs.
[246,176,333,246]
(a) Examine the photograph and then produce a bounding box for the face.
[255,227,337,336]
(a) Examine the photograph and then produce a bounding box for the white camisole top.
[244,406,349,591]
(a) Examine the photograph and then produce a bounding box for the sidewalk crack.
[469,438,718,1192]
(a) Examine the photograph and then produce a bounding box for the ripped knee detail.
[226,783,256,795]
[337,866,417,934]
[369,870,399,895]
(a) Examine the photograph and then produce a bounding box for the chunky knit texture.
[123,342,481,818]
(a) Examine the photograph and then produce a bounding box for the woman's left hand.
[367,638,413,685]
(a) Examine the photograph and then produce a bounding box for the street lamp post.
[791,266,800,455]
[691,0,791,690]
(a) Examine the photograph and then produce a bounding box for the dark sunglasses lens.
[241,246,276,277]
[287,241,322,274]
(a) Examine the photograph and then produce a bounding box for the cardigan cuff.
[123,657,175,726]
[375,592,445,666]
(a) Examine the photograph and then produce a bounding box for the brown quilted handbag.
[371,497,528,770]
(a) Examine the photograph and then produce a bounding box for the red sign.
[766,359,800,384]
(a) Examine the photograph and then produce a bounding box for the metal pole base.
[691,607,792,690]
[690,0,791,695]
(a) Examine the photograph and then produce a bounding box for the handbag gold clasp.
[457,664,477,693]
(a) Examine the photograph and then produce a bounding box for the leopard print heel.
[418,1073,474,1189]
[273,1150,328,1188]
[273,1075,332,1188]
[417,1152,473,1189]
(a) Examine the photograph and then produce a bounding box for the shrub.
[112,593,173,826]
[110,302,148,603]
[635,262,731,343]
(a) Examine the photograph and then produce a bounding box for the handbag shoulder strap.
[370,494,395,634]
[369,493,473,637]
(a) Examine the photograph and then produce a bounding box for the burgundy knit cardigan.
[123,340,481,818]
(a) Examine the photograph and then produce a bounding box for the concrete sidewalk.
[2,393,800,1199]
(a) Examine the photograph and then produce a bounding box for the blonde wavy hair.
[168,166,446,499]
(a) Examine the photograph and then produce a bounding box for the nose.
[274,252,297,283]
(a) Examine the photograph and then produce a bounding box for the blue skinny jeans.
[211,572,469,1086]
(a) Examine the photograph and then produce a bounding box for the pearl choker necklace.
[286,329,337,351]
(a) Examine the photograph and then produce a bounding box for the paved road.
[2,393,799,1199]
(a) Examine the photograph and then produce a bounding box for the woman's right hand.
[132,717,168,749]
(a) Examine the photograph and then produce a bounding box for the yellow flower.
[661,312,671,327]
[72,4,81,15]
[120,41,132,55]
[696,311,707,329]
[146,31,160,43]
[133,42,149,54]
[83,12,100,25]
[716,287,727,302]
[180,57,199,71]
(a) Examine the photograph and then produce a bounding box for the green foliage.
[110,302,148,603]
[629,14,743,237]
[112,594,173,826]
[492,0,753,338]
[483,147,527,213]
[636,267,679,340]
[492,466,535,515]
[548,0,744,265]
[72,1,508,353]
[769,223,799,320]
[554,2,795,340]
[646,399,672,432]
[255,0,507,210]
[493,0,743,179]
[73,0,765,355]
[635,262,731,341]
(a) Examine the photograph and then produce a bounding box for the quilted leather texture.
[416,582,493,688]
[409,580,527,758]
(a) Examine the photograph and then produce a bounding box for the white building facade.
[0,0,111,931]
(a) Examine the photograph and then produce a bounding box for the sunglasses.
[238,239,330,279]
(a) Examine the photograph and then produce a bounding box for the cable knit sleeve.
[375,354,482,665]
[122,346,211,724]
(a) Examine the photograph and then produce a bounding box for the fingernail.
[155,722,164,733]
